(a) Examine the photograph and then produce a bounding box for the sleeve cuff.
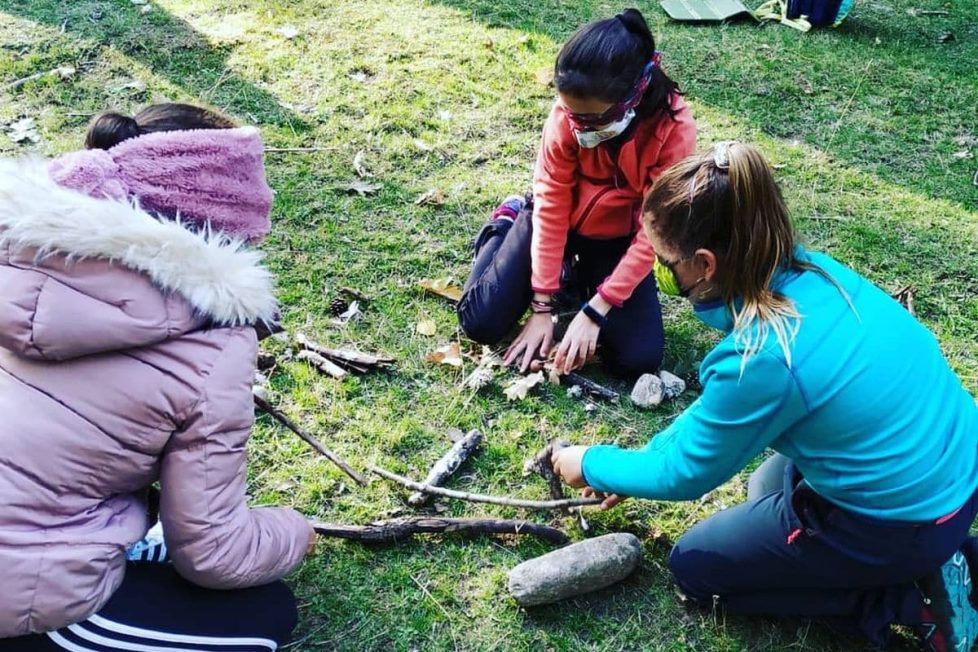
[596,284,625,308]
[581,444,618,494]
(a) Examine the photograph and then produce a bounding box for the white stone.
[658,370,686,400]
[630,373,664,409]
[507,533,642,607]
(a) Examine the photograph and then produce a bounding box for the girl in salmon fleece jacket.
[457,8,696,377]
[0,104,314,651]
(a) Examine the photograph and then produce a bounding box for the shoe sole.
[940,551,978,651]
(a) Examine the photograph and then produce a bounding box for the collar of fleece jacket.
[0,157,278,327]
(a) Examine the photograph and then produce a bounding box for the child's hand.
[504,312,555,373]
[554,311,600,374]
[551,445,589,488]
[583,486,628,511]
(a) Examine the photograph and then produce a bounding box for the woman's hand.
[551,445,589,488]
[504,312,555,373]
[554,296,611,374]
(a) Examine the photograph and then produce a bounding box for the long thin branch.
[311,517,568,545]
[565,372,619,402]
[254,394,367,486]
[369,465,601,510]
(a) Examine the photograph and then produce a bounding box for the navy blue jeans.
[457,201,665,378]
[669,460,978,646]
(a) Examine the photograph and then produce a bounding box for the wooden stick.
[565,372,619,402]
[408,430,483,507]
[254,394,367,486]
[297,349,348,379]
[311,516,568,545]
[369,465,601,510]
[523,440,570,504]
[296,333,394,369]
[264,147,335,153]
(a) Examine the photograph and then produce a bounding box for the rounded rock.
[507,533,643,607]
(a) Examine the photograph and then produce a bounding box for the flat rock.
[658,370,686,400]
[630,373,664,409]
[507,533,642,607]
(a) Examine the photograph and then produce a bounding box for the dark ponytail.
[84,103,237,150]
[554,8,681,122]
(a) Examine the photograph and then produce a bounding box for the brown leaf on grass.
[415,188,446,206]
[483,37,494,50]
[419,278,463,303]
[503,371,545,401]
[342,180,381,196]
[544,363,563,386]
[534,68,554,87]
[416,319,437,336]
[426,342,463,367]
[798,77,814,95]
[353,150,373,178]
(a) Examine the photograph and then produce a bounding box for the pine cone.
[329,297,350,317]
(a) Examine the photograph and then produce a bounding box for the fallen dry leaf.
[534,68,554,86]
[416,319,437,336]
[462,366,495,391]
[483,37,494,50]
[342,180,382,196]
[7,118,39,144]
[353,150,372,178]
[412,138,434,152]
[503,371,545,401]
[545,363,563,386]
[415,188,446,206]
[330,300,363,326]
[937,31,955,43]
[426,342,464,367]
[277,25,300,39]
[953,150,973,160]
[419,277,463,303]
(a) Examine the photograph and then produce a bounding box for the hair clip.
[713,140,738,169]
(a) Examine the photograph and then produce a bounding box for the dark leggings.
[0,562,297,651]
[457,202,665,378]
[669,459,978,646]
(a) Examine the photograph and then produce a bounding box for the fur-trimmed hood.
[0,157,277,360]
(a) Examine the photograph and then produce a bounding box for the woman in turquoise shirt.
[552,142,978,652]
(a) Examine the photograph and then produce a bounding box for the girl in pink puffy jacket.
[0,104,315,651]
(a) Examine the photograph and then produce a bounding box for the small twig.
[918,9,950,15]
[565,372,619,402]
[408,430,483,507]
[523,440,570,503]
[297,349,348,379]
[369,465,601,510]
[5,71,46,91]
[339,286,371,303]
[311,516,568,545]
[254,394,367,486]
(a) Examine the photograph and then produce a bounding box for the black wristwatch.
[581,302,608,328]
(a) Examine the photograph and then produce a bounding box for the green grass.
[2,0,976,649]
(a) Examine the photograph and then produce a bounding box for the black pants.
[1,563,297,651]
[457,202,665,378]
[669,460,978,646]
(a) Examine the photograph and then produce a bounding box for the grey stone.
[658,370,686,400]
[630,373,664,409]
[508,533,642,607]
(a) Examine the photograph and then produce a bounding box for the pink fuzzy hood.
[48,127,273,242]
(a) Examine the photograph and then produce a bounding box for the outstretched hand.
[552,446,628,511]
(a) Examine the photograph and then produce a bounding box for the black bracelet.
[581,302,608,328]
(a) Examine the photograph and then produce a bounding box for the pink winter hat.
[48,126,273,243]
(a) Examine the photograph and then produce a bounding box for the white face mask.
[573,109,636,149]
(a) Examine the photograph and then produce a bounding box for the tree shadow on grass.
[0,0,305,129]
[429,0,978,210]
